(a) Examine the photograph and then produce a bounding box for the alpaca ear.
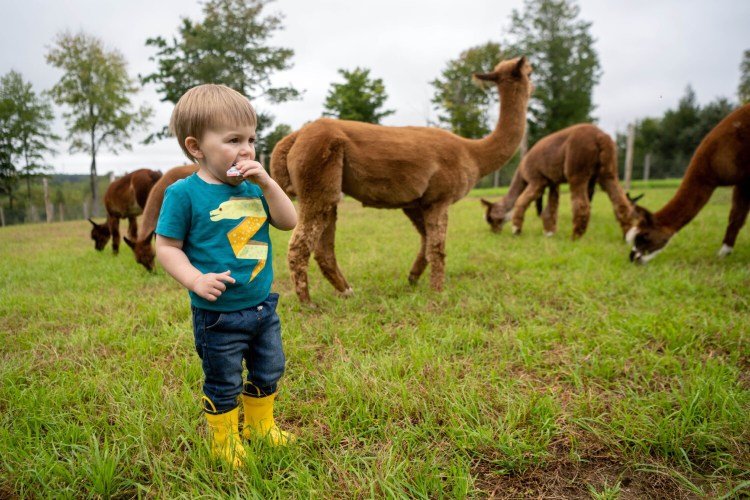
[473,71,497,83]
[480,198,493,208]
[88,218,98,227]
[512,56,528,78]
[627,192,644,205]
[123,236,135,249]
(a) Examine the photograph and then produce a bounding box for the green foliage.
[504,0,601,146]
[739,49,750,104]
[323,67,395,124]
[141,0,300,140]
[260,122,292,162]
[0,71,58,205]
[616,87,737,179]
[430,42,502,139]
[45,31,153,206]
[1,184,748,497]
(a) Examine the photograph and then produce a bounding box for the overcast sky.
[2,0,748,176]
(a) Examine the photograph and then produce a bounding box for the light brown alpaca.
[271,56,533,304]
[124,164,198,271]
[89,168,163,254]
[481,124,637,239]
[628,103,750,263]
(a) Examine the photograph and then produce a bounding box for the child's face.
[192,124,256,185]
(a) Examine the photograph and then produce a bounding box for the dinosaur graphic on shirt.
[209,197,268,282]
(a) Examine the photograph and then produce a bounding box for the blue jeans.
[191,293,285,414]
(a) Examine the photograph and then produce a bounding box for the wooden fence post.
[643,153,651,182]
[624,123,635,191]
[43,178,53,223]
[59,203,65,222]
[0,206,4,227]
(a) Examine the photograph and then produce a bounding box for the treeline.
[615,87,739,181]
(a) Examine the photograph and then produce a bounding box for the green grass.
[1,183,749,498]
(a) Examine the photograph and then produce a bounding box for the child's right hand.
[191,270,235,301]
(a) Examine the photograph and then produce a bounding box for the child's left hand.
[235,160,271,188]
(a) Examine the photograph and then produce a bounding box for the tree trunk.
[90,126,98,217]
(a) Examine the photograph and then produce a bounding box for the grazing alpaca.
[627,104,750,263]
[271,56,533,304]
[481,124,637,239]
[124,164,198,271]
[89,168,162,254]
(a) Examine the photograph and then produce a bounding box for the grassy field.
[1,182,748,499]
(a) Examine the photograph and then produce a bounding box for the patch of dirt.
[472,443,704,499]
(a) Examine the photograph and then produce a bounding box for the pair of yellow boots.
[204,393,295,467]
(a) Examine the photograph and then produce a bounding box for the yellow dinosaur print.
[210,197,268,282]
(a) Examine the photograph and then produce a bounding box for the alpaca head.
[481,198,513,233]
[473,56,533,97]
[124,232,156,272]
[626,205,673,264]
[88,218,110,251]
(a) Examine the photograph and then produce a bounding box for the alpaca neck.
[501,167,527,210]
[654,167,716,232]
[472,84,529,179]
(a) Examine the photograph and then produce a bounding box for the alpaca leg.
[402,207,427,285]
[719,182,750,256]
[422,205,449,291]
[127,216,139,241]
[541,184,560,236]
[288,205,337,304]
[569,182,591,240]
[109,216,121,255]
[512,183,546,235]
[313,205,352,295]
[598,176,633,237]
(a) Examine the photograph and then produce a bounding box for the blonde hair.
[170,84,257,162]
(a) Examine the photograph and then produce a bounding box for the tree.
[0,71,59,204]
[322,68,394,124]
[141,0,300,140]
[503,0,601,146]
[46,31,153,210]
[258,122,292,164]
[739,49,750,104]
[430,42,502,139]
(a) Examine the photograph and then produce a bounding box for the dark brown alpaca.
[124,164,198,271]
[271,57,533,304]
[481,124,637,239]
[89,168,162,254]
[628,103,750,263]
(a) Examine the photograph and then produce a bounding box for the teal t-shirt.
[156,173,273,311]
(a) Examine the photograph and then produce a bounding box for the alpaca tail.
[270,131,299,198]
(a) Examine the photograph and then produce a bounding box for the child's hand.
[191,270,235,301]
[236,160,271,188]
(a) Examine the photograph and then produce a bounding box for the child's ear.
[184,137,203,159]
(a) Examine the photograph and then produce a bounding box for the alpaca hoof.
[300,301,320,310]
[338,287,354,297]
[512,226,521,236]
[544,231,555,237]
[408,275,420,286]
[717,244,733,258]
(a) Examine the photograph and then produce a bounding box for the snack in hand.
[226,165,241,177]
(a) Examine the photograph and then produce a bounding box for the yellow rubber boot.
[241,393,296,445]
[205,406,246,467]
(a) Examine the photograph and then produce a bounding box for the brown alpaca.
[628,103,750,263]
[481,124,637,239]
[89,168,162,254]
[271,56,533,304]
[124,164,198,271]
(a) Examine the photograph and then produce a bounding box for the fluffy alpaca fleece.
[482,124,637,239]
[271,57,533,304]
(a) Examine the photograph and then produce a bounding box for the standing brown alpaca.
[89,168,162,254]
[628,104,750,263]
[481,124,637,239]
[124,164,198,271]
[271,56,533,304]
